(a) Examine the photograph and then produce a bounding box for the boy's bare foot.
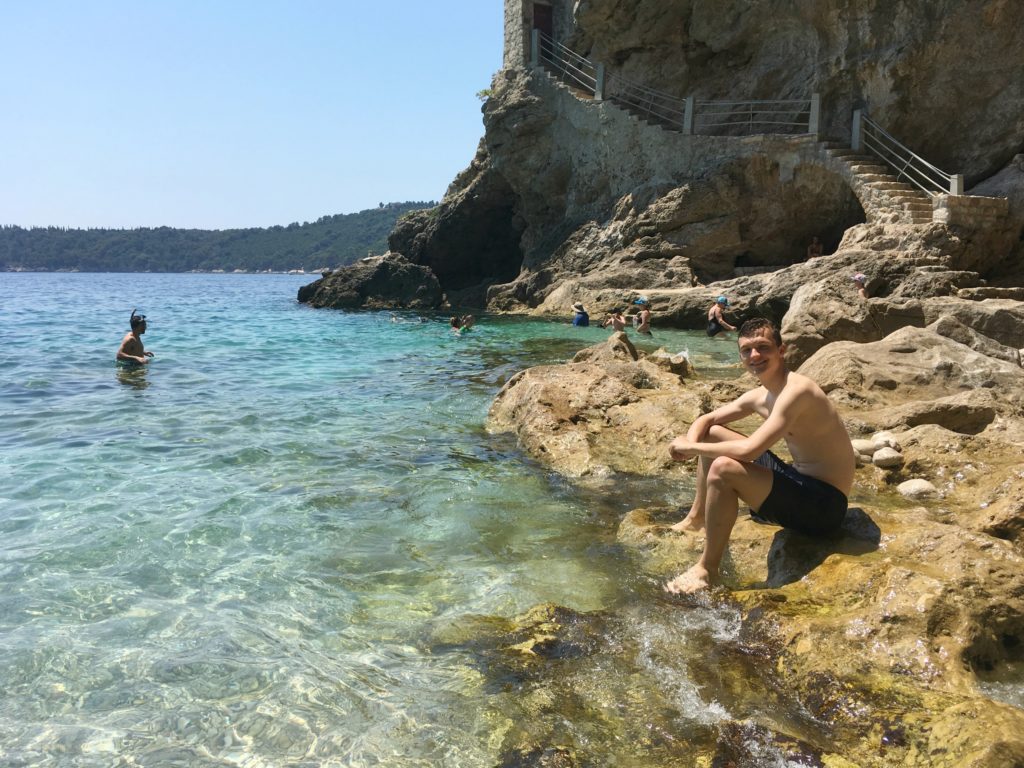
[664,564,712,594]
[670,514,705,533]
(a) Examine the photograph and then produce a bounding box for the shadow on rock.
[762,507,881,589]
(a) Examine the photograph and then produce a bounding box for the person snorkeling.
[450,314,475,331]
[116,309,155,365]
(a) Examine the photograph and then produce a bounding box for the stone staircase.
[821,143,935,224]
[531,64,1012,236]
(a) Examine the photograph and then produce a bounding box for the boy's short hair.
[738,317,782,347]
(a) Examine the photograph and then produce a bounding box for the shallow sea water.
[0,273,797,766]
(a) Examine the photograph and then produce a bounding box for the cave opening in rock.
[713,163,867,281]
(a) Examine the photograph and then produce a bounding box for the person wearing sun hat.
[571,301,590,327]
[706,296,736,337]
[851,273,869,299]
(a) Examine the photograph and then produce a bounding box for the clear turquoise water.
[0,273,748,766]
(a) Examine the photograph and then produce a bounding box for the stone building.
[503,0,574,68]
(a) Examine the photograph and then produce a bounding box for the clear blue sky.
[0,2,504,230]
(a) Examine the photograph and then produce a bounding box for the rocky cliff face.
[571,0,1024,180]
[378,0,1023,319]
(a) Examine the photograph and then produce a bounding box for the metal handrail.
[695,99,812,134]
[531,31,816,136]
[536,33,597,95]
[605,70,688,128]
[856,112,959,196]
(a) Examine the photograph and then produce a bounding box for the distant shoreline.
[3,268,318,275]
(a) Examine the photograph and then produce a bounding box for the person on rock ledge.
[852,273,870,299]
[665,317,855,594]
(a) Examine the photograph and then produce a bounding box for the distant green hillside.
[0,201,434,273]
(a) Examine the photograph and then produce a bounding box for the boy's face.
[737,329,784,378]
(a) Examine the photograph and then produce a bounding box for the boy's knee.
[708,456,743,483]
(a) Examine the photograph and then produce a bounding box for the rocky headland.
[299,1,1024,763]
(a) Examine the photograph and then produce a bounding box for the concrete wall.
[934,194,1011,228]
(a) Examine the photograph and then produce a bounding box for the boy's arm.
[683,388,761,442]
[674,386,806,462]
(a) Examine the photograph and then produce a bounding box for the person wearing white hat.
[851,274,869,299]
[571,301,590,327]
[707,296,736,337]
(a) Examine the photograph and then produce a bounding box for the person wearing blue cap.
[633,297,652,335]
[706,296,736,337]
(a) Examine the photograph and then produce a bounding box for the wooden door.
[532,3,553,38]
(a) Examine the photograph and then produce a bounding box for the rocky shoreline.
[473,301,1024,764]
[295,2,1024,761]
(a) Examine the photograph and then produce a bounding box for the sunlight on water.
[0,273,745,766]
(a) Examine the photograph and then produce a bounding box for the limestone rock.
[851,438,875,456]
[871,431,900,451]
[487,336,709,477]
[799,326,1024,412]
[872,446,904,468]
[296,253,443,310]
[619,502,1024,765]
[898,478,938,499]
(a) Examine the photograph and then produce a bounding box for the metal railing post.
[950,174,964,196]
[808,93,820,136]
[594,63,605,101]
[851,109,862,151]
[530,29,539,67]
[683,96,694,135]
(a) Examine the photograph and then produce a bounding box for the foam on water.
[1,273,746,765]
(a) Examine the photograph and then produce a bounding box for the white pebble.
[898,479,938,499]
[851,439,875,456]
[872,447,904,468]
[871,431,901,451]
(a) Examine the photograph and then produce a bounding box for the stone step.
[830,152,877,163]
[857,174,898,184]
[849,163,890,174]
[957,286,1024,300]
[894,198,929,209]
[866,181,914,191]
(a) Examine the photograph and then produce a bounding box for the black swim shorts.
[750,451,847,536]
[706,319,723,337]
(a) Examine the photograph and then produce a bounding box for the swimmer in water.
[116,309,155,365]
